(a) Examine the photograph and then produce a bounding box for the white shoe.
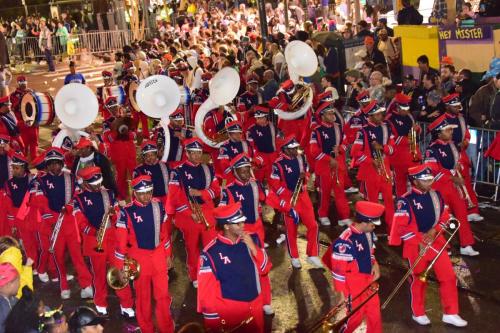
[276,234,286,245]
[51,274,74,283]
[467,213,484,222]
[263,305,275,315]
[307,256,324,268]
[80,286,94,299]
[345,187,359,194]
[443,314,468,327]
[120,306,135,318]
[460,246,479,256]
[319,217,331,226]
[38,273,49,283]
[192,280,198,288]
[412,315,431,325]
[61,290,71,300]
[264,242,269,249]
[338,218,353,227]
[33,269,38,276]
[291,258,302,269]
[95,306,107,316]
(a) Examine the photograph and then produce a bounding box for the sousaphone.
[52,83,98,148]
[195,67,240,148]
[275,40,317,120]
[128,81,141,112]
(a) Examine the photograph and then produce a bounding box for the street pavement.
[11,64,500,332]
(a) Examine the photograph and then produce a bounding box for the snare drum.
[103,86,126,105]
[21,92,55,127]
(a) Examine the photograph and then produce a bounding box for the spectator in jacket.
[5,287,43,333]
[469,74,500,128]
[355,20,373,39]
[397,0,424,25]
[38,18,55,72]
[417,55,440,87]
[365,36,386,67]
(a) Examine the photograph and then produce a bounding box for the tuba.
[136,75,181,162]
[128,80,141,112]
[107,257,141,290]
[52,84,98,148]
[274,41,317,121]
[195,67,240,148]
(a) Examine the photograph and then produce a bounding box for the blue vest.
[333,230,374,274]
[427,141,460,170]
[223,181,261,223]
[238,91,259,111]
[312,124,342,154]
[398,189,443,233]
[133,162,169,197]
[120,201,165,250]
[163,126,192,162]
[361,121,392,157]
[38,172,75,212]
[172,162,214,204]
[272,155,307,191]
[387,113,414,137]
[6,175,30,208]
[75,189,114,229]
[203,237,260,301]
[247,123,276,153]
[219,140,250,160]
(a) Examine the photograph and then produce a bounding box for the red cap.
[229,153,252,169]
[355,201,384,225]
[355,90,370,103]
[131,175,153,192]
[278,135,300,150]
[408,165,434,181]
[394,93,411,104]
[77,166,102,180]
[427,114,457,133]
[162,53,173,62]
[225,120,243,132]
[213,202,246,225]
[17,75,27,83]
[280,79,294,91]
[74,137,93,149]
[184,137,204,151]
[11,152,28,165]
[442,93,461,106]
[364,36,374,45]
[441,56,453,65]
[102,70,113,77]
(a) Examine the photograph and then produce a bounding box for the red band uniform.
[114,175,174,333]
[165,138,219,283]
[350,101,395,231]
[96,71,115,121]
[73,166,134,317]
[342,90,370,146]
[424,116,478,256]
[327,201,383,333]
[236,74,261,130]
[197,202,271,333]
[386,93,421,196]
[310,103,351,226]
[30,147,93,297]
[389,165,468,327]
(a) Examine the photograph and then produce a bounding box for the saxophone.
[95,208,112,253]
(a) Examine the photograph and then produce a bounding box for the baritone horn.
[107,258,141,290]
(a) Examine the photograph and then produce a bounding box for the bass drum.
[128,81,140,112]
[21,92,55,127]
[103,85,126,105]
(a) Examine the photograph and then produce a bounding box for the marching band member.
[268,135,322,269]
[220,153,274,315]
[96,71,115,120]
[166,138,219,287]
[30,147,93,299]
[237,74,261,129]
[114,175,174,333]
[309,103,351,227]
[71,137,117,195]
[0,134,12,189]
[197,202,271,333]
[217,120,260,181]
[343,90,371,145]
[9,76,38,160]
[132,141,170,203]
[327,201,383,333]
[386,93,421,196]
[72,166,134,318]
[389,165,468,327]
[0,96,24,152]
[424,116,479,256]
[151,108,192,168]
[351,101,395,231]
[246,105,279,183]
[442,93,483,222]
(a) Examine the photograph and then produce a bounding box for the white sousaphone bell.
[195,67,241,148]
[136,75,181,162]
[52,83,98,148]
[276,40,317,120]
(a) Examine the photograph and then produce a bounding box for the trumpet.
[382,217,460,309]
[453,167,475,209]
[95,208,112,253]
[48,211,65,254]
[408,126,419,162]
[290,176,304,208]
[419,219,460,283]
[308,282,379,332]
[107,257,141,290]
[374,147,391,182]
[188,187,210,230]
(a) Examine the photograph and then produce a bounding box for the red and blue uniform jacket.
[4,173,34,228]
[220,179,266,224]
[218,139,258,176]
[132,162,169,198]
[151,125,193,164]
[424,139,461,186]
[73,188,117,235]
[444,113,470,150]
[309,122,346,171]
[246,122,277,154]
[343,110,367,145]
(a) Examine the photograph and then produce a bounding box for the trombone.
[382,217,460,310]
[308,282,379,332]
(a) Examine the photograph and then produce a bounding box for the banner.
[438,26,493,41]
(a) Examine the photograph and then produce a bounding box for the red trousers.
[278,118,309,143]
[84,235,133,308]
[284,192,319,258]
[36,232,57,278]
[109,140,137,200]
[44,215,92,291]
[391,150,419,197]
[342,274,382,333]
[204,295,264,333]
[130,247,174,333]
[19,123,39,160]
[19,226,39,268]
[316,164,350,221]
[433,181,475,247]
[254,152,277,183]
[175,211,217,281]
[359,169,394,233]
[406,244,458,316]
[133,111,150,138]
[460,154,480,214]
